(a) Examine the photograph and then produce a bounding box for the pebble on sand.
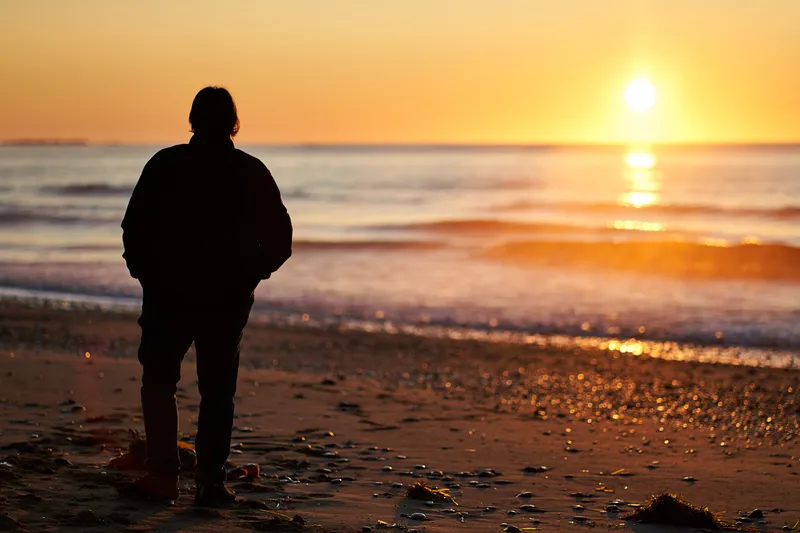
[523,465,548,473]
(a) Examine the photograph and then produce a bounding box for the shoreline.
[1,298,799,531]
[1,288,799,370]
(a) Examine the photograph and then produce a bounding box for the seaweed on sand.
[107,430,197,472]
[623,493,742,531]
[405,482,457,505]
[246,513,305,531]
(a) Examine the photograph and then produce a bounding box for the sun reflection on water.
[702,238,729,247]
[620,190,658,208]
[609,220,664,232]
[625,151,656,169]
[619,149,660,209]
[607,339,645,356]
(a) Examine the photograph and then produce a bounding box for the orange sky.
[1,0,799,144]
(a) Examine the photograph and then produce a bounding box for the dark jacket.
[121,135,292,296]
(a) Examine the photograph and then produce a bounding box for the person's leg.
[127,289,194,502]
[138,315,194,479]
[120,295,193,502]
[193,298,252,503]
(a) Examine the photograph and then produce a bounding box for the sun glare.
[620,191,658,208]
[625,151,656,169]
[624,79,657,111]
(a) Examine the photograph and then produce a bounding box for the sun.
[624,79,657,111]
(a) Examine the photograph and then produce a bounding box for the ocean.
[1,143,799,366]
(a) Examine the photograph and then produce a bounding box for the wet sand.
[0,299,798,532]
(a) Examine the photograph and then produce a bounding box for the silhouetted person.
[120,87,292,506]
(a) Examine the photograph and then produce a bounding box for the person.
[119,86,292,506]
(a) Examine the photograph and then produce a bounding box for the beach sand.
[0,299,798,532]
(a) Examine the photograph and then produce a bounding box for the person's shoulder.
[233,148,271,176]
[156,143,191,158]
[146,144,190,166]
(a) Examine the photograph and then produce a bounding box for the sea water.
[1,143,799,365]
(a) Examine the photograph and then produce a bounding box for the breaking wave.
[485,240,800,282]
[0,207,84,225]
[293,240,446,251]
[493,200,800,220]
[39,184,133,196]
[372,219,672,235]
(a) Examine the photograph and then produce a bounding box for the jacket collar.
[189,134,234,149]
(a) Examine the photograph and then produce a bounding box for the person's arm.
[121,156,161,280]
[253,165,293,279]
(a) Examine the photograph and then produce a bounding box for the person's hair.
[189,86,240,137]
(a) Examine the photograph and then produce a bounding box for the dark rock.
[0,514,23,531]
[2,442,39,453]
[179,447,197,471]
[237,499,269,510]
[523,466,548,473]
[108,512,132,525]
[64,510,106,527]
[520,504,545,513]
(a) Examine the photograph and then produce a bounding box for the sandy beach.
[0,298,798,532]
[3,0,800,531]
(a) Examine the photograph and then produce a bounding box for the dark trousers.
[137,287,253,484]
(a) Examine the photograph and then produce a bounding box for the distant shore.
[1,138,90,146]
[0,298,798,532]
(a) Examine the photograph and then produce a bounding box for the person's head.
[189,86,240,138]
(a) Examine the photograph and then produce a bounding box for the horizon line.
[2,139,800,149]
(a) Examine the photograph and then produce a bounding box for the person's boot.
[193,482,236,507]
[118,473,179,503]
